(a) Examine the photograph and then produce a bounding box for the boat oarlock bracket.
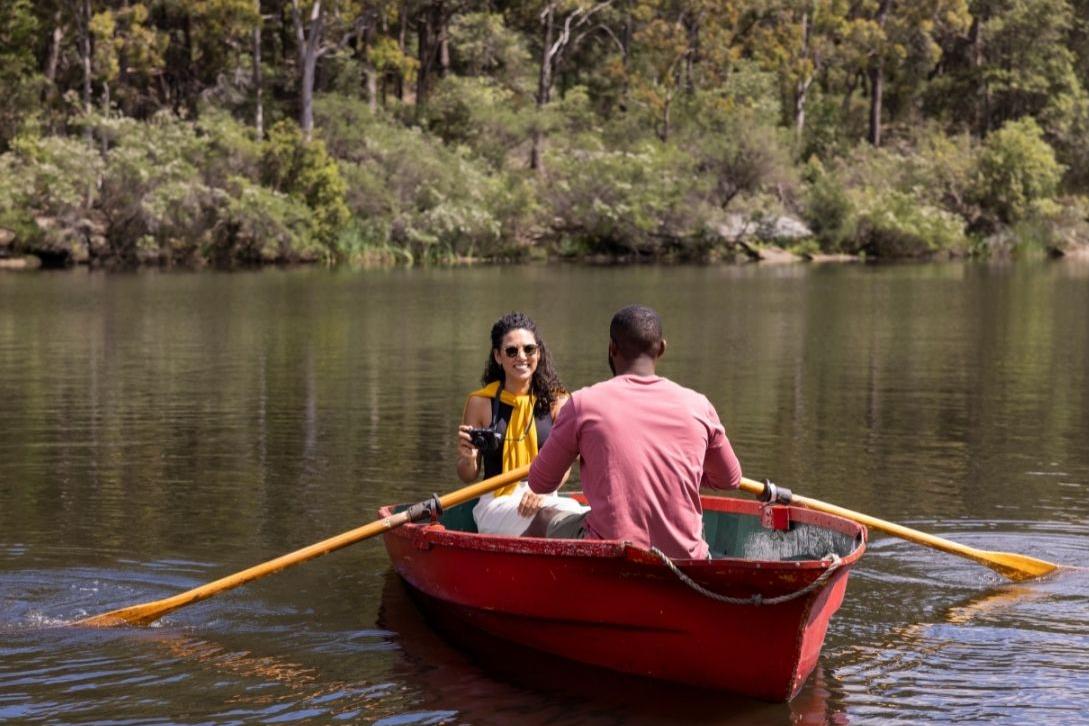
[405,494,443,523]
[759,479,793,505]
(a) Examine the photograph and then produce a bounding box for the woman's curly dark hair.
[481,312,566,417]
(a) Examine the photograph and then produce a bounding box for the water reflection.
[835,565,1089,722]
[1,262,1088,722]
[376,571,850,725]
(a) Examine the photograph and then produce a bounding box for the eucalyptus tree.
[288,0,371,139]
[528,0,618,169]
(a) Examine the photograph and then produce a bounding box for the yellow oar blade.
[76,465,532,628]
[740,477,1060,582]
[968,550,1059,582]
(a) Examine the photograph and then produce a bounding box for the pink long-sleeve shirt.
[529,374,742,559]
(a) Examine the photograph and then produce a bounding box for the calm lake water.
[1,262,1087,724]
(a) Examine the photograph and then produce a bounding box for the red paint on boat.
[380,495,866,702]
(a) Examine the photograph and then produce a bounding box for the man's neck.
[613,357,657,377]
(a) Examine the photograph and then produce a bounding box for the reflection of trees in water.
[376,570,851,725]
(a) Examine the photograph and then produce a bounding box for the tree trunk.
[684,13,699,93]
[396,1,406,101]
[531,3,556,172]
[970,15,989,136]
[183,10,196,114]
[416,1,444,112]
[46,10,65,85]
[794,9,812,141]
[300,43,318,139]
[868,63,883,146]
[867,0,892,147]
[80,0,93,119]
[292,0,324,140]
[366,66,378,111]
[361,22,378,112]
[253,1,264,137]
[439,1,450,78]
[660,94,672,142]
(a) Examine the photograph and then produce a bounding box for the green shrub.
[0,134,103,256]
[213,177,319,264]
[261,119,350,250]
[314,94,531,260]
[853,190,968,257]
[543,142,712,257]
[975,118,1064,224]
[804,163,857,252]
[423,77,531,167]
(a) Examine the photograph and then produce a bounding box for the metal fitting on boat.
[404,493,443,523]
[759,479,794,505]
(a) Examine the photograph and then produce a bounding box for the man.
[525,304,742,559]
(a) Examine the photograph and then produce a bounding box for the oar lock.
[405,493,444,523]
[759,479,794,505]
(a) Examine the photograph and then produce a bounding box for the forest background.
[2,0,1089,267]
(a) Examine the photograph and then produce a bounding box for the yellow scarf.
[467,381,539,497]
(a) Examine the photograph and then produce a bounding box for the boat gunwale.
[379,494,867,573]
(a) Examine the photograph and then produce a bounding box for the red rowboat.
[380,494,867,702]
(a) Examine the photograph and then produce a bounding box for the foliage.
[0,134,103,256]
[314,95,530,260]
[853,190,968,257]
[261,119,351,250]
[0,0,42,148]
[215,177,319,264]
[804,160,857,252]
[975,118,1064,224]
[542,141,715,257]
[5,0,1089,265]
[422,77,531,167]
[803,140,969,256]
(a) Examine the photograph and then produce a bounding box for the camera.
[468,427,503,453]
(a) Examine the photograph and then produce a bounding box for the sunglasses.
[502,344,539,358]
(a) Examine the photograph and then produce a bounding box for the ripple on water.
[827,546,1089,723]
[0,557,450,724]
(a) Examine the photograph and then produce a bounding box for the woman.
[457,312,587,535]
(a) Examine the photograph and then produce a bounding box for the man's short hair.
[610,305,663,359]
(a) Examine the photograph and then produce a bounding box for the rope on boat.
[648,548,844,607]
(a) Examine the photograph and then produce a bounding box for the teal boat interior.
[397,497,860,561]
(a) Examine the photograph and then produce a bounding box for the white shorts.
[472,481,590,536]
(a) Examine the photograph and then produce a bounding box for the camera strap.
[490,385,534,443]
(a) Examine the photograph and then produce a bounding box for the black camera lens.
[469,428,502,453]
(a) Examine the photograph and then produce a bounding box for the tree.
[975,117,1063,223]
[530,0,617,169]
[0,0,41,147]
[289,0,368,139]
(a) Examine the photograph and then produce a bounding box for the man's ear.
[608,339,618,358]
[657,339,668,359]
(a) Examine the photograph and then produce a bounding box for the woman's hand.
[456,425,481,482]
[518,490,546,517]
[457,425,479,461]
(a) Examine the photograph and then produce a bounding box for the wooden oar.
[76,464,532,627]
[740,477,1059,581]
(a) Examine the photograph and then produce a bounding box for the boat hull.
[380,495,865,701]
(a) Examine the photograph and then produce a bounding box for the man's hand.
[518,490,546,517]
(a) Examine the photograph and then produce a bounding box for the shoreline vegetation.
[3,2,1089,270]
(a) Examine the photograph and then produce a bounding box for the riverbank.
[3,102,1089,271]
